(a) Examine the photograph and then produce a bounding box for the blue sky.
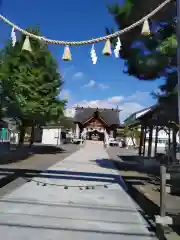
[0,0,164,121]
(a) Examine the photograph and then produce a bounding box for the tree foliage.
[107,0,177,102]
[118,125,140,146]
[48,116,74,129]
[58,116,74,129]
[0,26,66,144]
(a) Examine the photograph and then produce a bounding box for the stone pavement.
[0,141,156,239]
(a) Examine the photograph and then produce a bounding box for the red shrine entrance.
[84,116,106,141]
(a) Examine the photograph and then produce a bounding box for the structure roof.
[123,98,178,127]
[124,105,156,125]
[74,107,120,125]
[138,102,178,127]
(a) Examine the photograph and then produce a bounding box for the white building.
[124,105,179,149]
[145,128,179,148]
[41,126,66,146]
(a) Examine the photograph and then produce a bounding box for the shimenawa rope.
[0,0,172,46]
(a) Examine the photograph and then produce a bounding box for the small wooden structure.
[41,125,66,146]
[139,104,178,159]
[125,103,179,161]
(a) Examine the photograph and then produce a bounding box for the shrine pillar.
[75,124,80,138]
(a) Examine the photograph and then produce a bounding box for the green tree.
[107,0,175,61]
[0,26,66,146]
[123,125,141,147]
[58,116,74,129]
[107,0,177,102]
[117,125,140,146]
[47,116,74,129]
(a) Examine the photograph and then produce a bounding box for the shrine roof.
[74,107,120,125]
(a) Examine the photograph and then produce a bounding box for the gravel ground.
[0,143,79,170]
[107,146,180,239]
[107,146,167,161]
[107,146,138,161]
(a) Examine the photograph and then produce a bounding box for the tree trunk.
[18,124,26,147]
[29,125,35,148]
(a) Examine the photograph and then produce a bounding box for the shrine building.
[73,107,120,141]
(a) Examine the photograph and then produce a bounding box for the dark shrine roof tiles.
[74,107,120,126]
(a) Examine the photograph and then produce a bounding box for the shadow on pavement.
[0,155,158,238]
[118,155,141,162]
[0,167,127,190]
[0,145,66,165]
[0,167,156,238]
[93,158,160,176]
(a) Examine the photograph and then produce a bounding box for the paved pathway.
[0,141,156,239]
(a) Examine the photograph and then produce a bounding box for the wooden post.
[172,127,177,161]
[160,165,166,217]
[113,129,117,139]
[139,125,144,156]
[154,126,158,157]
[155,168,173,240]
[148,126,153,158]
[143,126,147,156]
[168,127,171,151]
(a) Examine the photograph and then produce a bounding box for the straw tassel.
[11,27,16,47]
[90,44,98,64]
[62,45,72,61]
[141,19,151,36]
[114,37,121,58]
[22,36,32,52]
[102,39,112,56]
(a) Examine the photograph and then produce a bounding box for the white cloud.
[84,80,109,89]
[98,83,109,89]
[84,80,96,88]
[118,102,144,122]
[67,91,150,123]
[124,91,149,102]
[72,96,123,110]
[108,96,124,103]
[72,71,84,79]
[74,99,113,109]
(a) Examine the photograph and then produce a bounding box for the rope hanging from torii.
[0,0,172,63]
